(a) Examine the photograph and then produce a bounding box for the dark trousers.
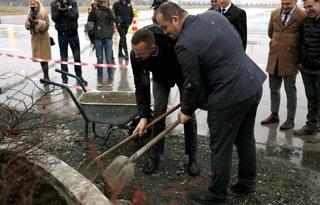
[301,71,320,130]
[151,81,198,156]
[269,74,297,120]
[207,89,262,200]
[58,34,82,80]
[117,25,129,55]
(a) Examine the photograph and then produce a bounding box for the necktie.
[282,13,289,26]
[221,8,226,14]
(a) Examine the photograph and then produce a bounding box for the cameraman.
[51,0,87,85]
[25,0,51,82]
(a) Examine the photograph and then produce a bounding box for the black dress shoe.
[279,119,294,130]
[261,113,279,125]
[188,160,200,176]
[143,154,160,175]
[230,183,256,194]
[294,125,316,136]
[189,189,226,204]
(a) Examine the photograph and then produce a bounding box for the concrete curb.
[0,143,114,205]
[27,148,113,205]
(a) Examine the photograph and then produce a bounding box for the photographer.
[25,0,51,82]
[51,0,87,85]
[87,0,116,87]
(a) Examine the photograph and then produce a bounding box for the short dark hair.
[131,28,156,46]
[155,2,186,22]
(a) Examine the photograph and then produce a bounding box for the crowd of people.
[25,0,320,204]
[26,0,133,87]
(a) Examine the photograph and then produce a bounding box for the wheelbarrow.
[40,69,138,142]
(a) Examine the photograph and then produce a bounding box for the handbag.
[50,36,55,46]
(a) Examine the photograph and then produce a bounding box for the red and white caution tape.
[0,52,128,69]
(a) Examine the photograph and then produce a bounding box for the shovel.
[103,119,181,191]
[77,103,181,181]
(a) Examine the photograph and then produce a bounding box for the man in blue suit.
[155,2,266,204]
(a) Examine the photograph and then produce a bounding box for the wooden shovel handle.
[94,103,181,161]
[129,119,181,162]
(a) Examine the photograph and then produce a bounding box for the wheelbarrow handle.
[94,103,181,161]
[129,119,181,162]
[55,69,87,92]
[40,78,90,122]
[40,78,68,89]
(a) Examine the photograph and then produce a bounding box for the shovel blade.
[103,155,134,191]
[77,157,101,182]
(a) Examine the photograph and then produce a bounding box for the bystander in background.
[294,0,320,142]
[51,0,87,85]
[113,0,134,60]
[261,0,306,130]
[25,0,51,82]
[87,0,115,87]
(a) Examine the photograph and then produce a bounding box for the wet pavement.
[1,8,320,173]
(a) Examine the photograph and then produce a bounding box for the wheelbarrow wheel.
[92,122,114,141]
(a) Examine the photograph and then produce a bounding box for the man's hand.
[178,111,191,124]
[132,118,148,136]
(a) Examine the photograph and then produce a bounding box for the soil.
[79,91,136,104]
[0,158,67,205]
[2,111,320,205]
[40,113,320,205]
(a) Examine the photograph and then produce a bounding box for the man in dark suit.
[155,2,266,204]
[219,0,247,50]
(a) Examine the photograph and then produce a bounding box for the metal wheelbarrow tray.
[78,91,138,126]
[40,69,138,141]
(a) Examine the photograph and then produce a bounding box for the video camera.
[58,0,68,9]
[30,6,37,34]
[30,6,37,21]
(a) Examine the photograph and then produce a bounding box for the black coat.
[300,17,320,72]
[112,0,134,27]
[219,3,247,50]
[131,25,183,118]
[51,0,79,35]
[175,11,266,115]
[87,6,116,39]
